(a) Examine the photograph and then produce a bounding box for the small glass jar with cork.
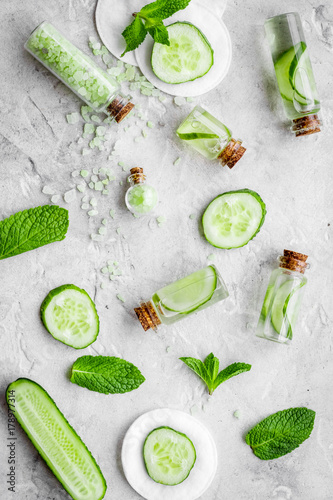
[256,250,309,344]
[25,22,134,123]
[134,265,229,331]
[176,105,246,169]
[125,168,158,216]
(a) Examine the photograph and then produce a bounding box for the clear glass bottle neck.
[127,173,146,187]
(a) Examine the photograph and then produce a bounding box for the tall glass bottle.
[176,106,246,169]
[25,22,134,123]
[265,12,321,136]
[134,265,229,331]
[256,250,309,344]
[125,168,158,216]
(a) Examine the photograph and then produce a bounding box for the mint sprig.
[180,353,251,395]
[71,355,145,394]
[245,407,315,460]
[121,0,192,56]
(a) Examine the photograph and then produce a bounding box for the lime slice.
[271,281,301,337]
[202,189,266,249]
[151,22,214,84]
[40,284,99,349]
[177,132,219,140]
[143,426,196,486]
[156,266,217,314]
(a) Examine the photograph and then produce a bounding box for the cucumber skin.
[6,378,107,500]
[202,189,267,250]
[40,284,100,349]
[151,21,214,85]
[143,426,196,486]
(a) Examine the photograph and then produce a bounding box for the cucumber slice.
[41,284,99,349]
[177,133,219,140]
[202,189,266,249]
[6,378,106,500]
[143,426,196,486]
[271,281,302,337]
[274,43,304,101]
[151,22,214,84]
[155,266,217,314]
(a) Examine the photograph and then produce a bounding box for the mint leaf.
[121,16,147,56]
[147,23,170,45]
[180,353,251,395]
[121,0,192,54]
[0,205,69,260]
[212,362,251,392]
[70,355,145,394]
[246,407,316,460]
[140,0,192,21]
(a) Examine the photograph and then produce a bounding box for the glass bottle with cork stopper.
[25,22,134,123]
[264,12,321,136]
[125,168,158,216]
[256,250,309,344]
[134,265,229,331]
[176,105,246,169]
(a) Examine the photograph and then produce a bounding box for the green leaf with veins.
[246,407,315,460]
[0,205,69,260]
[140,0,192,21]
[121,16,147,56]
[147,23,170,45]
[180,353,251,395]
[121,0,192,55]
[71,355,145,394]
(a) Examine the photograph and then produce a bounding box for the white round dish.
[121,408,218,500]
[95,0,141,66]
[135,0,232,96]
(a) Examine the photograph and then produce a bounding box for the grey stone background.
[0,0,332,499]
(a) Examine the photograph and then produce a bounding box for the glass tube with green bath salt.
[25,22,134,123]
[265,12,321,136]
[125,168,158,216]
[134,265,229,331]
[176,105,246,169]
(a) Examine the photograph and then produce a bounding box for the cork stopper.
[134,301,161,331]
[129,167,145,184]
[292,114,321,137]
[107,95,134,123]
[279,249,309,274]
[218,138,246,169]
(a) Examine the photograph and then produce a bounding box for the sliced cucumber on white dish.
[135,0,232,97]
[121,408,217,500]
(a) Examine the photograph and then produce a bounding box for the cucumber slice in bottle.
[156,266,217,314]
[271,281,301,336]
[143,426,196,486]
[40,284,99,349]
[177,133,219,140]
[6,378,106,500]
[151,22,214,84]
[202,189,266,249]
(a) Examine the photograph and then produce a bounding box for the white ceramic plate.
[121,408,218,500]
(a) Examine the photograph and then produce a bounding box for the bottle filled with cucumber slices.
[176,106,246,169]
[265,12,321,136]
[256,250,309,345]
[125,167,158,216]
[25,22,134,123]
[134,265,229,331]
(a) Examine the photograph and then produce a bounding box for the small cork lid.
[292,114,321,137]
[218,139,246,169]
[129,167,145,184]
[134,302,161,331]
[279,249,309,273]
[107,97,134,123]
